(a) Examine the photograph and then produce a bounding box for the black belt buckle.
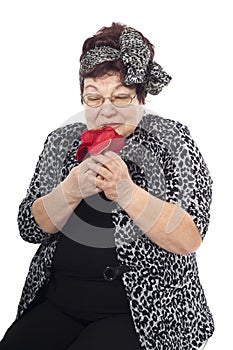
[103,265,131,281]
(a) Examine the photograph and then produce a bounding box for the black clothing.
[46,192,131,321]
[0,193,138,349]
[46,234,131,321]
[0,301,142,350]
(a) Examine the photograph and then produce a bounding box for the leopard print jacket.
[17,111,214,350]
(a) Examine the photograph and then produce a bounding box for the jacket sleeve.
[165,122,213,240]
[17,130,63,244]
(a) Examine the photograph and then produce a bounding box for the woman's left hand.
[86,151,136,208]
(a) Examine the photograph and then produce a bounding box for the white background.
[0,0,232,348]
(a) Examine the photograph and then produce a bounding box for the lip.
[100,123,121,126]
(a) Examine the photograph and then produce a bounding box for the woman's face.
[83,73,143,138]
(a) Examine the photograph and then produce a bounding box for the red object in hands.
[75,126,125,162]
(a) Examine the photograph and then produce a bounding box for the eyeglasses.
[81,93,136,108]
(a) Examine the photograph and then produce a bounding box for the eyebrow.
[84,83,129,92]
[84,84,98,91]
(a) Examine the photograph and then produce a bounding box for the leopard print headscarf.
[79,28,172,95]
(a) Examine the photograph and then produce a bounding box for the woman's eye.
[89,96,101,101]
[112,95,131,104]
[113,95,128,100]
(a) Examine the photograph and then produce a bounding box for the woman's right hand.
[61,157,102,203]
[32,158,102,233]
[31,158,102,234]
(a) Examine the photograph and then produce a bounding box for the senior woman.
[0,22,214,350]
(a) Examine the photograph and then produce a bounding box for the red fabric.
[75,126,124,162]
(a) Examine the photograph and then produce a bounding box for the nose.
[100,98,117,117]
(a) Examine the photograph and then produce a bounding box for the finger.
[86,160,103,174]
[95,176,110,191]
[81,168,96,182]
[86,170,97,185]
[91,152,119,165]
[102,150,121,160]
[87,171,108,192]
[91,154,119,172]
[96,174,104,180]
[88,162,114,181]
[79,159,93,174]
[87,159,114,179]
[103,150,127,168]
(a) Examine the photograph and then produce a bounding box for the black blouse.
[46,192,131,321]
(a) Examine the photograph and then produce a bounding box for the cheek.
[120,104,144,126]
[84,108,99,129]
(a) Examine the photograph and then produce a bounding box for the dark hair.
[79,22,155,104]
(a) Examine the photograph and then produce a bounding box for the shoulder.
[141,112,210,174]
[141,110,190,147]
[43,122,87,149]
